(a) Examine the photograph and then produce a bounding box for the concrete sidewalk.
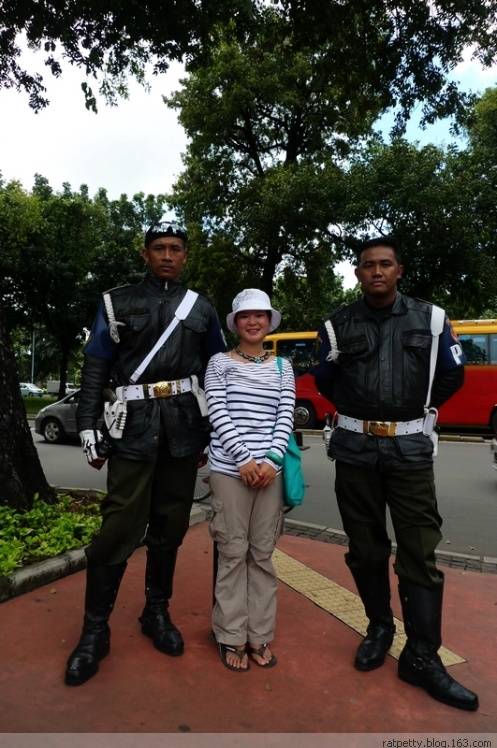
[0,522,495,733]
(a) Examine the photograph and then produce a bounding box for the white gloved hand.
[79,429,105,466]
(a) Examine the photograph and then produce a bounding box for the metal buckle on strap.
[364,420,396,437]
[153,381,173,398]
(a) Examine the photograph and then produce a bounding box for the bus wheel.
[491,410,497,435]
[294,401,317,429]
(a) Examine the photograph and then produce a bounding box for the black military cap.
[144,220,188,247]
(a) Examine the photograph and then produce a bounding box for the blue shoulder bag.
[275,356,306,509]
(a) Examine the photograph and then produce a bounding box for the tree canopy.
[0,0,254,110]
[2,0,497,118]
[342,86,497,318]
[168,3,497,296]
[0,176,166,397]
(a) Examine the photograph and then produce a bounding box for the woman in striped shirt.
[205,289,295,672]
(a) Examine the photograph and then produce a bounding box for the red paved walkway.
[1,523,495,733]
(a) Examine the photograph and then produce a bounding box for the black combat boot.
[350,561,396,671]
[398,580,479,711]
[65,562,127,686]
[139,547,184,656]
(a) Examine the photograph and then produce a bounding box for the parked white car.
[20,382,45,397]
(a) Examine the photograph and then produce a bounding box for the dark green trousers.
[86,443,199,566]
[335,461,443,588]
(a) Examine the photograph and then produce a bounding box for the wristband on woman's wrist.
[265,450,283,466]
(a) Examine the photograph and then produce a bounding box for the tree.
[272,248,359,331]
[168,3,497,297]
[2,1,497,116]
[0,0,255,110]
[0,177,166,400]
[0,296,55,509]
[0,176,165,507]
[458,87,497,314]
[342,86,497,318]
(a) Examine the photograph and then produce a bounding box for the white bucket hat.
[226,288,282,333]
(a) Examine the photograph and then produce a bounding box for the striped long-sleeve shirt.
[205,353,296,478]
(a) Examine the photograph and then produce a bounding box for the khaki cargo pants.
[209,472,283,647]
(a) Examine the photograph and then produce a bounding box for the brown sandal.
[218,643,250,672]
[248,643,277,668]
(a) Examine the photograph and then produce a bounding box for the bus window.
[490,335,497,364]
[459,334,488,364]
[276,339,318,374]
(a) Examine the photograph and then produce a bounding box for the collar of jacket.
[354,291,407,321]
[142,272,183,295]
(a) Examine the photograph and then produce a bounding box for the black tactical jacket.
[77,274,225,461]
[314,293,464,470]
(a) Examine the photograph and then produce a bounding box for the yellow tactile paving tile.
[273,547,465,667]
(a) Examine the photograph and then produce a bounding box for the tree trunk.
[261,244,282,296]
[0,304,55,509]
[57,346,70,400]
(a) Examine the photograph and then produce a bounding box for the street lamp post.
[31,328,35,383]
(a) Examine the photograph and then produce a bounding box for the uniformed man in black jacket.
[314,237,478,711]
[65,221,226,686]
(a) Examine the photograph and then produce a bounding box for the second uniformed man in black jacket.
[65,221,226,686]
[314,237,478,711]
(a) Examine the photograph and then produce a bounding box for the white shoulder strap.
[324,320,340,362]
[426,304,445,408]
[103,292,125,344]
[130,290,199,384]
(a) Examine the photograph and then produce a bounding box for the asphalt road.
[33,432,497,557]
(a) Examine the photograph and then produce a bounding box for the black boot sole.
[398,668,479,712]
[354,655,388,672]
[140,622,184,656]
[64,648,109,687]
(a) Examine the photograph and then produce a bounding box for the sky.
[1,45,496,288]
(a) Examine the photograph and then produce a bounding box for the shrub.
[0,494,101,576]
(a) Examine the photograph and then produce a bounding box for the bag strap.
[425,304,445,409]
[129,289,199,384]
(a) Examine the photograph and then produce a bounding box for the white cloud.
[335,260,357,290]
[453,46,497,89]
[0,59,187,198]
[1,41,496,205]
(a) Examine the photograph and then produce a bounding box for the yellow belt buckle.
[153,380,173,398]
[366,420,396,437]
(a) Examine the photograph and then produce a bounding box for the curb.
[283,519,497,574]
[0,503,209,604]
